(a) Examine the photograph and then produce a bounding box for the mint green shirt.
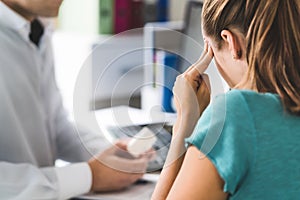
[186,89,300,199]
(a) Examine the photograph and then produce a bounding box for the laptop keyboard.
[106,124,172,171]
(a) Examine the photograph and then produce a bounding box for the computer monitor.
[178,1,204,72]
[178,1,228,97]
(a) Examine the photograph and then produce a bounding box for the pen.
[135,179,149,185]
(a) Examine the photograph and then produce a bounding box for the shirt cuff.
[55,162,92,200]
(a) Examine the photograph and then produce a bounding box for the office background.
[52,0,204,129]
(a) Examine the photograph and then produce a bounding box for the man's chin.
[42,11,59,18]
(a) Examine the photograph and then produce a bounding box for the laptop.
[105,123,172,172]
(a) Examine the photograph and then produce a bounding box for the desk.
[94,105,176,127]
[74,106,168,199]
[76,174,159,200]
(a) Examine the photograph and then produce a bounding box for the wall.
[57,0,99,34]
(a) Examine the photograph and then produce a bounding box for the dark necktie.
[29,19,44,47]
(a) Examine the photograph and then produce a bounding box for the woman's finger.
[185,42,213,74]
[197,41,209,61]
[200,73,211,93]
[184,45,213,80]
[196,74,211,115]
[199,46,213,67]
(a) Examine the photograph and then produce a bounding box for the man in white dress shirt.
[0,0,150,199]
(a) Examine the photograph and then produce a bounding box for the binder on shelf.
[154,50,165,89]
[144,0,158,23]
[142,21,184,111]
[157,0,168,22]
[153,50,179,113]
[131,0,144,29]
[114,0,132,34]
[162,52,178,113]
[99,0,114,34]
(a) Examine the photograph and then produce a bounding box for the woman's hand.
[151,44,214,200]
[173,42,213,134]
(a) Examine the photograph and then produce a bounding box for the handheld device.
[127,127,157,157]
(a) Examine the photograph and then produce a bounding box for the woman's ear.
[220,30,242,59]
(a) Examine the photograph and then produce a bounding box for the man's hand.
[88,141,152,192]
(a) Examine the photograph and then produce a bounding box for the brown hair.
[202,0,300,115]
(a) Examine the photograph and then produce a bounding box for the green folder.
[99,0,114,34]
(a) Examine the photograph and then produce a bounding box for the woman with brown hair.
[152,0,300,199]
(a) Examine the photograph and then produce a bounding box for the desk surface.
[77,107,164,199]
[76,174,159,200]
[95,106,176,128]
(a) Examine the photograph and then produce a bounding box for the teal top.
[186,89,300,199]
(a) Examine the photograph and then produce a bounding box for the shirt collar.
[0,1,30,41]
[0,1,54,44]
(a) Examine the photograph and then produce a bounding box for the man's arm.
[45,58,109,162]
[54,106,109,162]
[0,162,91,200]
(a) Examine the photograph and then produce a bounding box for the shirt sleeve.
[44,41,110,163]
[186,90,256,195]
[54,104,110,162]
[0,162,91,200]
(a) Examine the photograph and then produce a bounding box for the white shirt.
[0,2,108,199]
